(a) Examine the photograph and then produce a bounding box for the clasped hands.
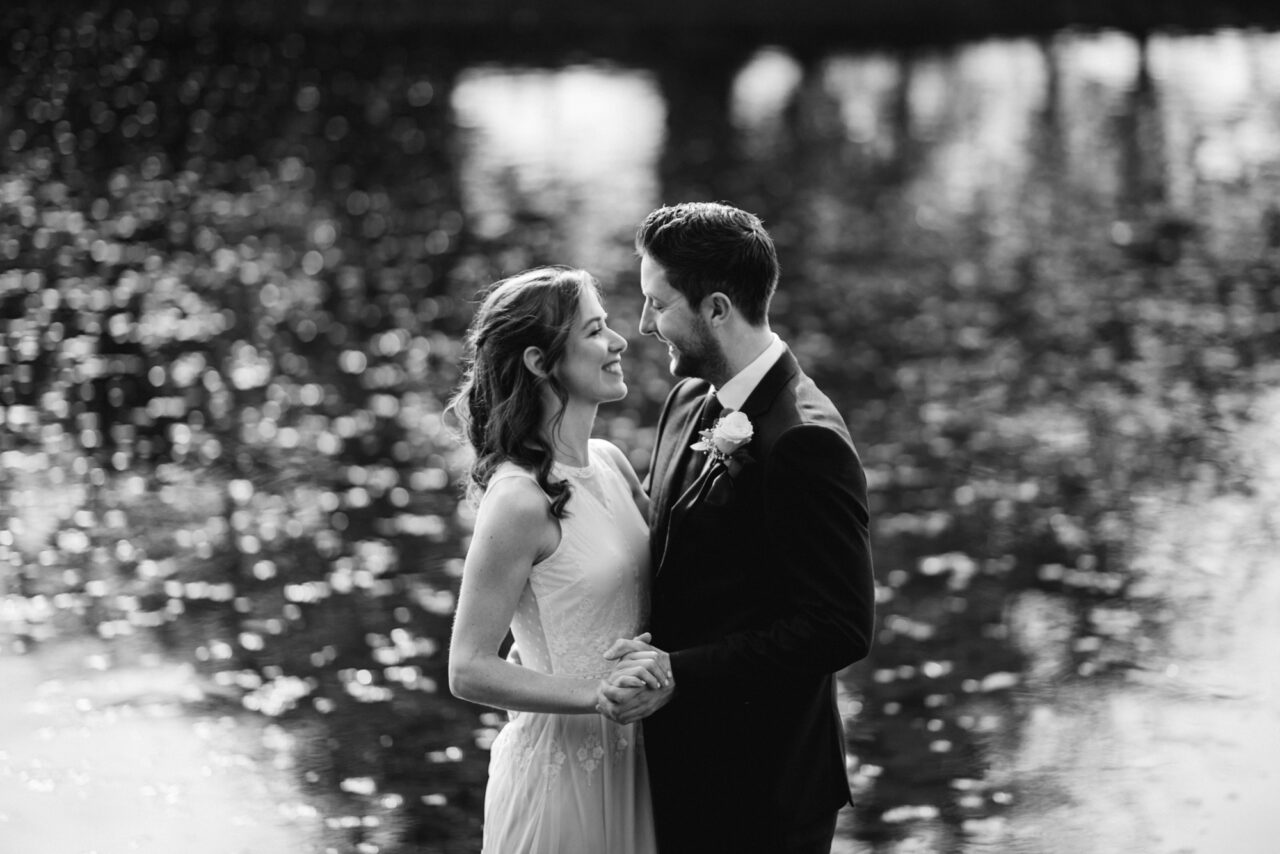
[594,632,674,725]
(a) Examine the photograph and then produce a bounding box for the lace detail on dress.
[575,731,606,785]
[509,716,539,776]
[542,559,644,677]
[545,746,567,784]
[612,725,632,758]
[498,716,630,793]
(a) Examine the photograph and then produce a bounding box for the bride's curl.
[447,266,601,518]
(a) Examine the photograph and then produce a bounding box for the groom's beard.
[670,316,728,385]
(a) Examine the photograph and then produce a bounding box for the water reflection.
[452,65,665,273]
[985,389,1280,853]
[0,640,323,852]
[2,10,1280,853]
[730,47,804,151]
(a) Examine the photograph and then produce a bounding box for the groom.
[599,202,877,853]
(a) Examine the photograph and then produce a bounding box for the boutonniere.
[691,410,754,473]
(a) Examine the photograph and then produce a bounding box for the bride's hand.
[597,675,675,724]
[594,676,641,719]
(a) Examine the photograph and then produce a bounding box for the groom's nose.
[638,303,657,336]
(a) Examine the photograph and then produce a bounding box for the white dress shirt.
[713,332,786,412]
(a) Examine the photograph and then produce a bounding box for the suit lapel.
[652,395,707,564]
[654,350,801,575]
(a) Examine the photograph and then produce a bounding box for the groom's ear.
[522,346,548,378]
[705,292,733,326]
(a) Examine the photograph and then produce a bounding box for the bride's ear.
[522,346,548,379]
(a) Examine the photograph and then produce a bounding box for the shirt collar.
[713,333,785,412]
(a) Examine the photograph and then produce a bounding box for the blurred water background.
[3,2,1280,852]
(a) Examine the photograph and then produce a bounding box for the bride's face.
[552,287,629,405]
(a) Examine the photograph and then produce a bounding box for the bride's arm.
[448,478,593,713]
[447,478,661,713]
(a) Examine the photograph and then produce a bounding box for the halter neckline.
[552,459,595,479]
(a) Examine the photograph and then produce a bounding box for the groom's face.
[638,253,723,380]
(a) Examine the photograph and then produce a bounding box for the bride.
[446,266,662,854]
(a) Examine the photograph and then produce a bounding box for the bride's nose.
[608,329,627,352]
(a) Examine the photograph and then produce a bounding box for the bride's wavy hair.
[446,266,601,518]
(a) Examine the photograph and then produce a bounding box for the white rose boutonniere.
[691,410,754,467]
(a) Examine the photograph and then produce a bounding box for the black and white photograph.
[2,1,1278,852]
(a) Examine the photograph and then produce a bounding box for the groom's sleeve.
[668,423,876,694]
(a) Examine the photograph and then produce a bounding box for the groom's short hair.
[635,202,778,326]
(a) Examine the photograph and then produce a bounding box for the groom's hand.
[603,633,673,685]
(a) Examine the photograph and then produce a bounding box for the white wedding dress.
[480,439,656,854]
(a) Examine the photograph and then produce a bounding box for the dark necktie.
[674,392,723,500]
[697,392,724,434]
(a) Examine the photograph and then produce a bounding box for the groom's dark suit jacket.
[642,348,876,852]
